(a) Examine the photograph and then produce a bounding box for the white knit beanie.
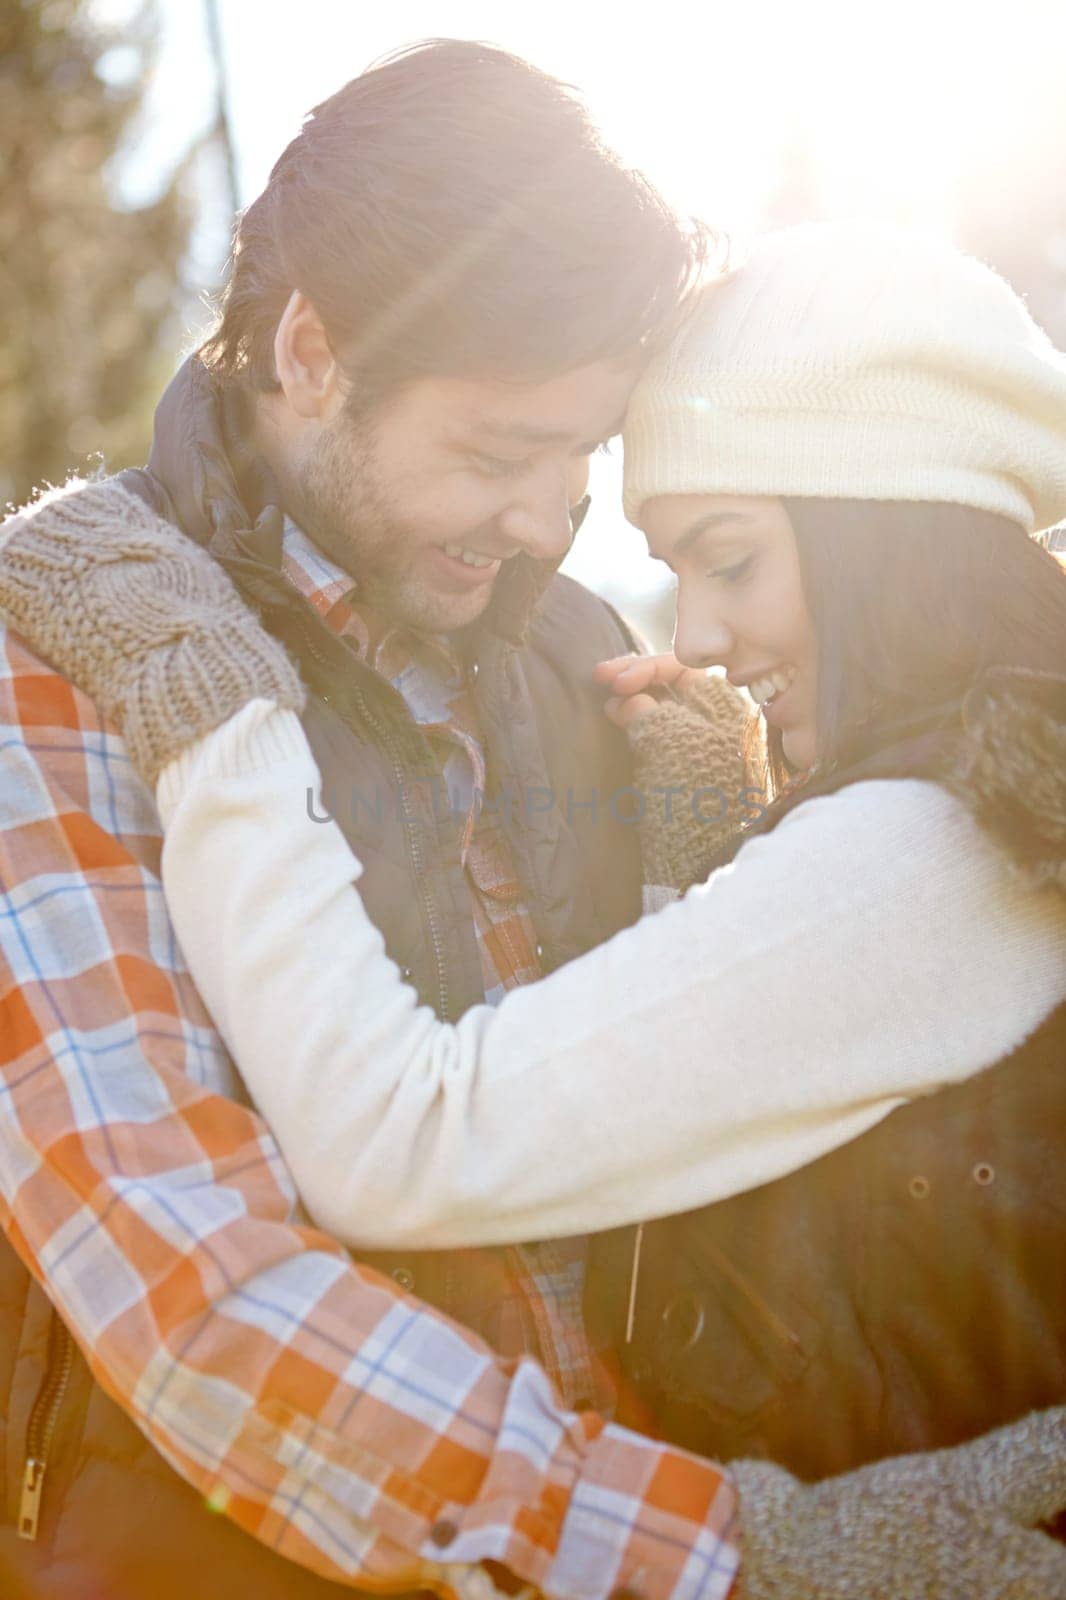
[622,222,1066,533]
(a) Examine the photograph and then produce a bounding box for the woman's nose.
[673,601,734,670]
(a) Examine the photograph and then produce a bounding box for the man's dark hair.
[199,39,710,404]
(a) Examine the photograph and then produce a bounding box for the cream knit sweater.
[156,699,1066,1251]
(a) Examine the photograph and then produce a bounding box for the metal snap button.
[429,1518,459,1548]
[972,1162,995,1186]
[391,1267,415,1291]
[660,1291,705,1351]
[908,1175,931,1200]
[400,966,413,981]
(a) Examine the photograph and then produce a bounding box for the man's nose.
[496,469,576,561]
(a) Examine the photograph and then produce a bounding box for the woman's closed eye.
[708,554,756,584]
[469,451,530,479]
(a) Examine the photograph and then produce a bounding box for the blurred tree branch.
[203,0,238,218]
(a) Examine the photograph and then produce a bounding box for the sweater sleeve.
[157,700,1066,1251]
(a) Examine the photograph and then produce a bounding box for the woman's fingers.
[597,654,702,731]
[595,652,690,697]
[593,653,655,691]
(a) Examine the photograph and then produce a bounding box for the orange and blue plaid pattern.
[0,618,740,1598]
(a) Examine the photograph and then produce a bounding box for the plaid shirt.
[280,521,604,1410]
[0,597,740,1597]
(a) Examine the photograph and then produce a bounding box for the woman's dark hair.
[199,39,711,406]
[756,499,1066,795]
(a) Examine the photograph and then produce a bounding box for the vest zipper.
[292,617,453,1024]
[625,1224,645,1344]
[19,1314,74,1541]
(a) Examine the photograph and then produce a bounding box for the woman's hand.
[594,651,707,729]
[594,653,753,893]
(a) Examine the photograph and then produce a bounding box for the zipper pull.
[19,1457,46,1541]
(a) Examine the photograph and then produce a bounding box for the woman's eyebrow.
[673,510,756,559]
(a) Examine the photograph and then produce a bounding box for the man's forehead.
[418,364,638,441]
[469,412,629,445]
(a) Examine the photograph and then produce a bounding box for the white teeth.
[442,544,496,568]
[749,666,796,707]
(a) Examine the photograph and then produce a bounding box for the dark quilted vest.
[228,526,645,1310]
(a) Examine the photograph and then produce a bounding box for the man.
[1,38,1062,1600]
[0,37,736,1600]
[122,37,691,1387]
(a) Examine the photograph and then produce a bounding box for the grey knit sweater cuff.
[731,1406,1066,1599]
[0,477,305,786]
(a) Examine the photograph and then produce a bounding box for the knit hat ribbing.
[622,222,1066,533]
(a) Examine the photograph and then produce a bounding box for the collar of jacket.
[941,665,1066,895]
[145,355,586,650]
[826,667,1066,895]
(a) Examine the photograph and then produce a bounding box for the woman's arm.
[157,697,1066,1250]
[4,483,1063,1253]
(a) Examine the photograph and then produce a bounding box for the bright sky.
[103,0,1066,633]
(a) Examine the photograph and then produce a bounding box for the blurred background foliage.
[0,0,194,505]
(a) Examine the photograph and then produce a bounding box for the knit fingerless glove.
[732,1405,1066,1599]
[0,478,305,786]
[625,671,754,901]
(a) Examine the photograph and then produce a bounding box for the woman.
[2,223,1064,1487]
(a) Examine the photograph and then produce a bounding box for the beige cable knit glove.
[625,672,754,899]
[732,1406,1066,1599]
[0,478,305,785]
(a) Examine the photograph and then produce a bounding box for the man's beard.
[292,414,495,636]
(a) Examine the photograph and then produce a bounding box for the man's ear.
[273,291,344,420]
